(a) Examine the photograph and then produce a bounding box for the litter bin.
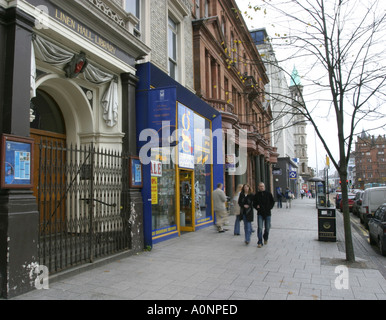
[318,207,336,242]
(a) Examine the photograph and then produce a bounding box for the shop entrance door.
[179,170,195,232]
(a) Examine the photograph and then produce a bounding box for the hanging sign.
[273,168,282,176]
[289,171,297,179]
[225,154,236,173]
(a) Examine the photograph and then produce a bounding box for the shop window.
[194,113,212,225]
[150,148,177,234]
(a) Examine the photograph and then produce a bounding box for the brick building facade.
[355,131,386,188]
[191,0,278,196]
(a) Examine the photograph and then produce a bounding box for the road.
[331,193,386,278]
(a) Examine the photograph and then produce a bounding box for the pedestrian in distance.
[253,182,275,248]
[276,187,283,208]
[233,184,243,236]
[212,183,228,233]
[285,187,293,209]
[238,184,254,245]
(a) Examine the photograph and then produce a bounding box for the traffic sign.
[289,171,297,179]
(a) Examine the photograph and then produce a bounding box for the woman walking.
[238,184,254,245]
[233,184,243,236]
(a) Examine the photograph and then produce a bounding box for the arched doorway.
[29,83,131,273]
[30,89,67,235]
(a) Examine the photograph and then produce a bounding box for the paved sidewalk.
[12,198,386,300]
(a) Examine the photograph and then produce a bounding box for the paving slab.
[10,198,386,301]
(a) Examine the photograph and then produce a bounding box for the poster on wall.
[151,177,158,205]
[1,134,34,189]
[129,156,143,188]
[178,102,194,169]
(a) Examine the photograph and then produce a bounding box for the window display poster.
[1,135,33,188]
[178,103,194,169]
[149,88,176,146]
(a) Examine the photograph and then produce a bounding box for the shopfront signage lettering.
[152,225,177,237]
[54,9,117,56]
[150,161,162,177]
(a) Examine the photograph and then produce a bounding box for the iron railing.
[36,140,132,274]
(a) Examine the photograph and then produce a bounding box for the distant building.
[348,153,356,188]
[355,130,386,188]
[289,66,311,184]
[250,28,298,196]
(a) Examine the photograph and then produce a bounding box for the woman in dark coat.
[238,184,254,245]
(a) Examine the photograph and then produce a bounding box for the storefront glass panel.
[179,170,194,231]
[193,113,213,226]
[150,148,177,239]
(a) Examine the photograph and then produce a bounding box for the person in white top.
[233,184,243,235]
[212,183,228,232]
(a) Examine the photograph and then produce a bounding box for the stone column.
[260,155,266,186]
[0,7,39,299]
[121,73,144,252]
[255,155,261,189]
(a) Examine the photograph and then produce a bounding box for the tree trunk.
[339,171,355,262]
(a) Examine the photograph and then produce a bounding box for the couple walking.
[234,182,275,247]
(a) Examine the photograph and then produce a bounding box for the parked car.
[352,190,364,217]
[368,203,386,256]
[339,193,356,212]
[335,193,342,208]
[360,187,386,228]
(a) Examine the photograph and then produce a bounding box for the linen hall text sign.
[54,9,117,55]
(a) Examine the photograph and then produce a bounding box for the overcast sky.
[235,0,386,173]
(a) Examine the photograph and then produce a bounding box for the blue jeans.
[242,214,252,243]
[234,215,241,235]
[257,215,271,245]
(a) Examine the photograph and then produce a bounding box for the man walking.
[253,182,275,248]
[285,187,293,209]
[212,183,228,232]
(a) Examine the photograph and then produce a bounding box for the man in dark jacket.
[253,182,275,248]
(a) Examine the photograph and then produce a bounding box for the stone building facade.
[191,0,278,197]
[0,0,149,298]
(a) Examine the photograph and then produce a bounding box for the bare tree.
[242,0,386,262]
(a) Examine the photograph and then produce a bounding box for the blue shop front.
[136,63,224,247]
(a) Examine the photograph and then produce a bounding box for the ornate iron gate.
[36,140,132,274]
